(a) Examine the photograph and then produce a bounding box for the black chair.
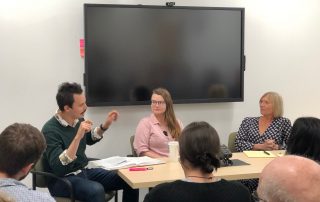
[129,135,138,157]
[128,135,153,192]
[31,156,117,202]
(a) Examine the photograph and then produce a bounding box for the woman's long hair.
[153,88,181,139]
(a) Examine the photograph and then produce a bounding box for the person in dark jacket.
[144,121,252,202]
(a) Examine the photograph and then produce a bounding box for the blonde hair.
[152,88,181,139]
[260,92,283,118]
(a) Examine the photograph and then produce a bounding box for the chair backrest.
[33,155,50,188]
[130,135,138,157]
[228,132,237,153]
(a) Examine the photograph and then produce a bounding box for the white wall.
[1,0,320,201]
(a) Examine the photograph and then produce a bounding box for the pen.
[129,167,153,171]
[263,150,270,155]
[116,160,127,165]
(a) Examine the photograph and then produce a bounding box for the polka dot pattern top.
[235,117,292,152]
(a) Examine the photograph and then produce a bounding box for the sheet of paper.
[243,151,276,158]
[80,39,85,57]
[88,156,165,170]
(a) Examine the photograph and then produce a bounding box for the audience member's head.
[286,117,320,162]
[179,121,220,174]
[0,123,46,180]
[257,155,320,202]
[260,91,283,118]
[56,82,83,111]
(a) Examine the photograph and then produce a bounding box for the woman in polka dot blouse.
[235,91,292,192]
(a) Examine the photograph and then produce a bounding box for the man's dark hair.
[56,82,83,111]
[0,123,46,177]
[287,117,320,162]
[179,121,221,173]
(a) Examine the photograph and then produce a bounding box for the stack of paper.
[243,151,276,158]
[88,156,165,170]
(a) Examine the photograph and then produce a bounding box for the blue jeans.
[48,168,139,202]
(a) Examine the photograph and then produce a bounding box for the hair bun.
[196,153,211,163]
[196,153,215,173]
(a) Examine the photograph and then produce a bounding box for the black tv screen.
[84,4,245,106]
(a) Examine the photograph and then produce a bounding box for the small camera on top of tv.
[166,2,175,7]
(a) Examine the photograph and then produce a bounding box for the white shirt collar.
[54,109,79,127]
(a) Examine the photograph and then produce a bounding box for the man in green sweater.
[42,82,138,202]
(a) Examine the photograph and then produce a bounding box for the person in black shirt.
[144,121,251,202]
[286,117,320,161]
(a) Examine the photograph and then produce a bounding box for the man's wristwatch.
[100,124,108,131]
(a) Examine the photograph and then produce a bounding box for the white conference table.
[118,150,284,189]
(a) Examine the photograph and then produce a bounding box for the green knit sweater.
[42,117,100,176]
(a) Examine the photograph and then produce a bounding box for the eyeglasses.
[151,100,166,105]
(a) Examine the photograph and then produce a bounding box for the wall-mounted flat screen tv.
[84,4,245,106]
